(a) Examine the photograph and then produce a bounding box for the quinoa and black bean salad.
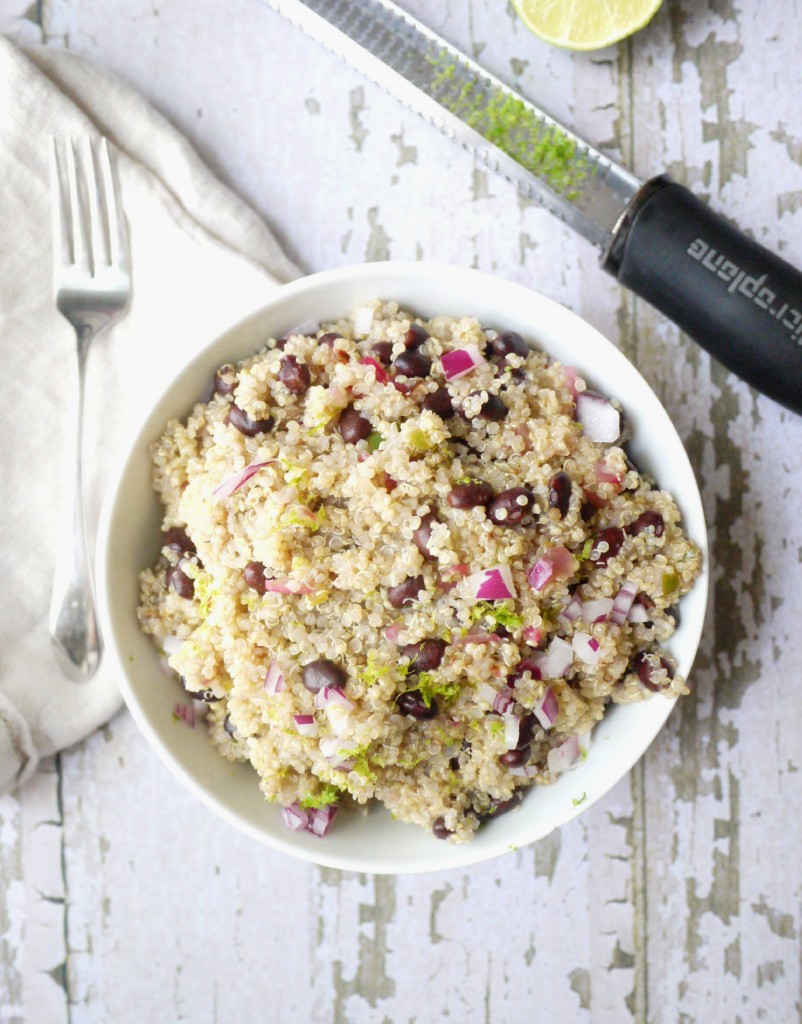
[138,301,702,843]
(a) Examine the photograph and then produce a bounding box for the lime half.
[513,0,663,51]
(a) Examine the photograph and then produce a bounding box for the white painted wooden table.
[2,2,802,1021]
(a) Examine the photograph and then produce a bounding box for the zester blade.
[267,0,641,249]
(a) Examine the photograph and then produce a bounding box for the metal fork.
[49,137,131,681]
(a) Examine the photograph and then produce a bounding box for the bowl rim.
[97,260,709,874]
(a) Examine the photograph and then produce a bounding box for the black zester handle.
[602,176,802,415]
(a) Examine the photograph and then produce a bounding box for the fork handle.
[49,325,103,681]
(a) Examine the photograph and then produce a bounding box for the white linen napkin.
[0,38,301,793]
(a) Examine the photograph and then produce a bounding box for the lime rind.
[513,0,663,51]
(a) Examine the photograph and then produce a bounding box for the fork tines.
[49,136,129,277]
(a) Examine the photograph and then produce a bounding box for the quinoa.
[138,301,702,843]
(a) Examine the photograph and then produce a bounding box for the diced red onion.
[477,682,499,706]
[549,737,585,774]
[264,661,285,696]
[280,803,309,832]
[307,804,338,838]
[563,366,581,401]
[173,702,195,728]
[611,583,638,625]
[264,578,316,596]
[533,687,559,729]
[213,460,276,501]
[504,714,521,749]
[441,344,486,381]
[527,558,554,592]
[384,622,405,643]
[595,459,623,488]
[549,545,578,577]
[580,598,613,624]
[319,736,343,758]
[313,685,354,711]
[493,686,516,715]
[628,601,650,623]
[508,764,539,778]
[572,632,601,665]
[293,714,318,737]
[361,357,389,384]
[527,546,577,591]
[326,705,351,738]
[527,637,573,680]
[468,565,516,601]
[559,595,583,626]
[353,306,374,335]
[576,392,621,443]
[522,626,543,646]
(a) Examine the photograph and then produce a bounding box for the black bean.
[396,690,438,719]
[318,332,342,347]
[499,746,530,768]
[421,387,454,419]
[499,365,527,388]
[163,526,195,555]
[213,364,237,397]
[404,324,430,349]
[479,789,523,821]
[634,592,655,613]
[393,350,431,378]
[461,391,508,421]
[580,500,596,523]
[633,650,674,692]
[228,403,274,436]
[387,575,425,609]
[166,564,194,599]
[516,712,537,749]
[413,512,439,561]
[490,330,528,358]
[548,472,572,518]
[301,659,347,694]
[400,638,447,673]
[223,714,237,738]
[447,481,494,509]
[372,341,393,365]
[590,526,626,566]
[432,816,452,839]
[278,354,311,396]
[628,511,665,538]
[488,487,535,526]
[186,686,221,703]
[243,560,269,594]
[338,406,372,444]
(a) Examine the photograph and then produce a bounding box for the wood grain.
[1,0,801,1020]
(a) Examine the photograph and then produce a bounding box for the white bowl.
[98,262,708,874]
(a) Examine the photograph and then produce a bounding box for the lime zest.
[415,671,461,708]
[429,54,588,196]
[470,600,523,631]
[361,652,390,686]
[300,785,340,809]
